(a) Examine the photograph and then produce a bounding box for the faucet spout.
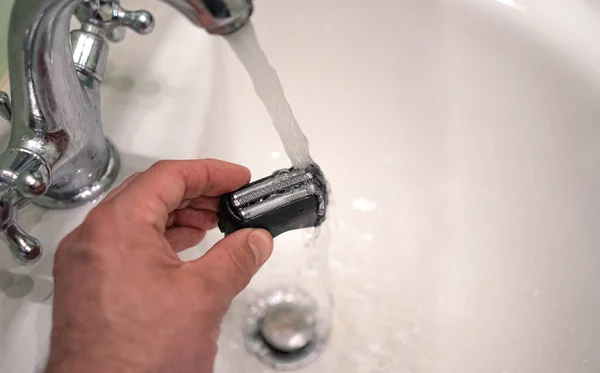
[9,0,98,158]
[162,0,254,35]
[1,0,254,265]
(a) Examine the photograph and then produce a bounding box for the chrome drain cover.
[244,288,328,370]
[260,302,315,352]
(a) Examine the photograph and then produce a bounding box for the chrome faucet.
[0,0,253,265]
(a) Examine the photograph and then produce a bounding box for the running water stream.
[225,23,314,168]
[222,23,334,369]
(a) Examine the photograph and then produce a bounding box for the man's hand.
[45,160,274,373]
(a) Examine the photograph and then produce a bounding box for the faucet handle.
[0,149,51,265]
[105,7,155,42]
[76,0,155,43]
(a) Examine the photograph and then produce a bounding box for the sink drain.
[243,288,329,370]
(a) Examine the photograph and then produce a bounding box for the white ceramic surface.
[2,0,600,372]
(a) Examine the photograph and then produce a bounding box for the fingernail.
[248,229,273,266]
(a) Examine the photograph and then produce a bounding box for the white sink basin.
[2,0,600,372]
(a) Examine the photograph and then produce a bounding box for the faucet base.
[34,141,120,209]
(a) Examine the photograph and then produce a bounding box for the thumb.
[194,228,273,297]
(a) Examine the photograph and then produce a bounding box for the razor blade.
[218,165,328,237]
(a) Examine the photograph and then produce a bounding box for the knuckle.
[54,226,115,272]
[66,206,120,257]
[148,160,185,182]
[150,159,175,172]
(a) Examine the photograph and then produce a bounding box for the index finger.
[110,159,250,231]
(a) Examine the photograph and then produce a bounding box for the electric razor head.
[218,165,328,237]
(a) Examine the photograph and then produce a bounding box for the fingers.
[166,197,220,228]
[190,229,273,298]
[168,209,218,230]
[163,208,218,251]
[112,160,250,232]
[188,196,220,212]
[164,208,219,252]
[165,227,207,252]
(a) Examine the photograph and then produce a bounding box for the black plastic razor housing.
[218,165,328,237]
